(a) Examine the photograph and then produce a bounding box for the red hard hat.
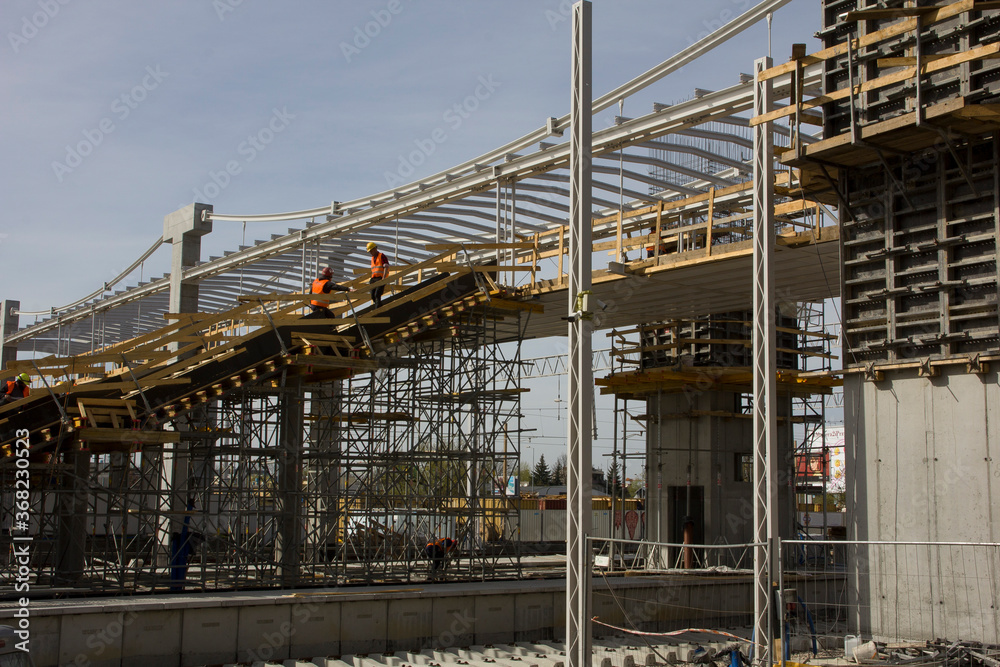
[320,266,333,279]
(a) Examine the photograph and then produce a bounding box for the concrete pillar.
[275,378,304,586]
[162,203,212,315]
[1,300,20,371]
[645,390,794,568]
[55,450,92,584]
[158,204,211,583]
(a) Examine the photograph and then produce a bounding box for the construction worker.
[424,536,456,580]
[366,242,389,309]
[2,373,30,405]
[646,225,668,258]
[306,266,350,319]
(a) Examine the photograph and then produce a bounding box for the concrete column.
[162,203,212,315]
[1,300,20,371]
[159,204,212,583]
[645,390,794,567]
[275,378,305,586]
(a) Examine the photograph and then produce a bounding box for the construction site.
[1,1,999,666]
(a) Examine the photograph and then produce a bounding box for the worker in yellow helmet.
[366,241,390,309]
[2,373,30,405]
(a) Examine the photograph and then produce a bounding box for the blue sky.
[1,0,828,466]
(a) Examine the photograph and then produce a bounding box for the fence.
[579,537,1000,649]
[784,540,1000,647]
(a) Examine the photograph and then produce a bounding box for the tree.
[605,462,621,494]
[551,454,567,485]
[518,462,532,485]
[532,454,551,486]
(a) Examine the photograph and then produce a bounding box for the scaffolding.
[0,283,529,594]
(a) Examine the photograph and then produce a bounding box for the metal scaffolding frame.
[0,298,527,594]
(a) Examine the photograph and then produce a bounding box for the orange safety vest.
[371,252,389,279]
[310,279,332,308]
[4,380,28,399]
[646,233,668,256]
[427,537,455,552]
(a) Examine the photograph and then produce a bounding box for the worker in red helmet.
[424,536,457,580]
[1,373,30,405]
[306,266,350,318]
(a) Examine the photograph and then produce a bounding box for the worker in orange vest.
[306,266,350,319]
[2,373,30,405]
[366,242,390,309]
[646,225,668,258]
[424,536,456,580]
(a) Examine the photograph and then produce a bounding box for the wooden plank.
[705,188,715,257]
[79,428,181,444]
[845,7,939,20]
[557,226,565,284]
[615,211,623,260]
[67,377,190,395]
[432,263,538,272]
[424,242,535,251]
[654,200,663,261]
[758,0,975,82]
[485,298,545,314]
[291,332,356,345]
[293,354,382,371]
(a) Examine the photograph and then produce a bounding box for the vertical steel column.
[566,2,593,666]
[752,55,778,667]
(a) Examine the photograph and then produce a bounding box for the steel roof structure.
[5,0,822,358]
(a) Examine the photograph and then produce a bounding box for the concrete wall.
[0,576,768,667]
[845,366,1000,643]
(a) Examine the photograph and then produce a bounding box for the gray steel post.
[752,55,778,667]
[0,300,19,371]
[566,2,593,666]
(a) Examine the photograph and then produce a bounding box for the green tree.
[518,462,532,485]
[532,454,551,486]
[606,462,621,494]
[551,454,567,485]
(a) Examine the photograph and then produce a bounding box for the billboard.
[798,426,846,493]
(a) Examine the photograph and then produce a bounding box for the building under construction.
[2,0,1000,665]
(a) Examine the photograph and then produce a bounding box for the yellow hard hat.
[366,242,377,252]
[17,373,29,384]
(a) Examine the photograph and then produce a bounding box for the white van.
[0,627,32,667]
